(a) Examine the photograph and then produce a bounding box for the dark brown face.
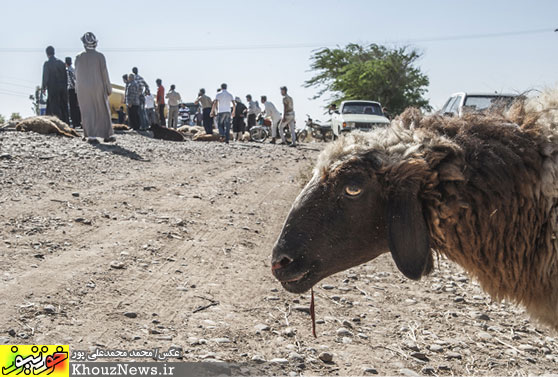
[271,152,434,293]
[271,156,390,293]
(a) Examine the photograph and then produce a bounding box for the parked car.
[331,100,390,136]
[439,92,517,117]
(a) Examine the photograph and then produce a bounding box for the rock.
[251,355,265,363]
[446,351,462,359]
[421,366,436,375]
[187,337,200,346]
[342,337,352,344]
[283,327,296,337]
[270,358,288,365]
[110,261,125,269]
[289,352,304,362]
[43,304,56,314]
[124,312,137,318]
[0,153,12,160]
[212,337,231,344]
[71,192,80,197]
[411,352,429,361]
[402,340,420,352]
[438,365,451,371]
[7,329,16,337]
[342,320,353,328]
[404,299,417,305]
[321,284,335,290]
[477,331,492,341]
[254,323,270,332]
[363,367,378,374]
[429,344,443,352]
[400,368,421,377]
[318,352,333,363]
[518,344,537,353]
[476,313,490,321]
[293,305,310,313]
[336,328,352,337]
[357,333,369,339]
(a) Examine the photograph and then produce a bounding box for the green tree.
[10,112,22,121]
[0,114,5,124]
[305,43,431,115]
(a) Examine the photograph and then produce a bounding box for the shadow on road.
[91,143,147,161]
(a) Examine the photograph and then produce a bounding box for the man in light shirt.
[245,94,260,132]
[166,84,181,129]
[213,83,236,144]
[279,86,296,147]
[260,95,282,144]
[195,88,213,135]
[144,89,156,127]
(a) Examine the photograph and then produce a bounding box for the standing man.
[166,84,181,129]
[195,88,213,135]
[279,86,296,147]
[132,67,149,130]
[245,94,260,132]
[144,89,156,127]
[65,57,81,128]
[156,79,165,126]
[260,95,282,144]
[75,32,114,143]
[125,73,141,130]
[232,97,247,141]
[213,83,235,144]
[42,46,69,124]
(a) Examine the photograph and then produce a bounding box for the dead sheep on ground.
[15,116,77,138]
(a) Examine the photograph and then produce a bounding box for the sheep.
[149,124,184,142]
[271,90,558,331]
[112,123,130,131]
[15,116,77,138]
[192,132,221,142]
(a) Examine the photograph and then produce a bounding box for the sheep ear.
[387,190,431,280]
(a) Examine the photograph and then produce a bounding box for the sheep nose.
[271,255,293,271]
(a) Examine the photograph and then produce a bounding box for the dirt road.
[0,130,556,375]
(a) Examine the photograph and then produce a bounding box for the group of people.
[41,32,114,143]
[41,32,297,146]
[194,84,297,145]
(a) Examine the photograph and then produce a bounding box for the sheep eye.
[344,185,362,197]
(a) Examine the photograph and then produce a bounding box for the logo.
[1,345,69,376]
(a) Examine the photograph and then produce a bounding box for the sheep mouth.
[280,271,317,294]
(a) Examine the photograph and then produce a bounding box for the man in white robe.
[75,32,114,143]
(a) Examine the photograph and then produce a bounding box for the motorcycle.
[250,115,308,143]
[305,114,334,142]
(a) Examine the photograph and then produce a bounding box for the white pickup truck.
[331,100,390,136]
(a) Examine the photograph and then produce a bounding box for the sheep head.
[271,142,434,294]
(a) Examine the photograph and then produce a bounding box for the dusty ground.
[0,129,557,376]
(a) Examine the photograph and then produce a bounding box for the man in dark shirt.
[42,46,69,124]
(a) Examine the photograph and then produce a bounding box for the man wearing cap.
[65,57,81,128]
[42,46,69,124]
[75,32,114,143]
[279,86,296,147]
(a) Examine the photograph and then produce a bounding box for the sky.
[1,0,557,126]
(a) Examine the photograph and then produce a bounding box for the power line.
[0,90,31,98]
[0,81,36,90]
[0,27,553,53]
